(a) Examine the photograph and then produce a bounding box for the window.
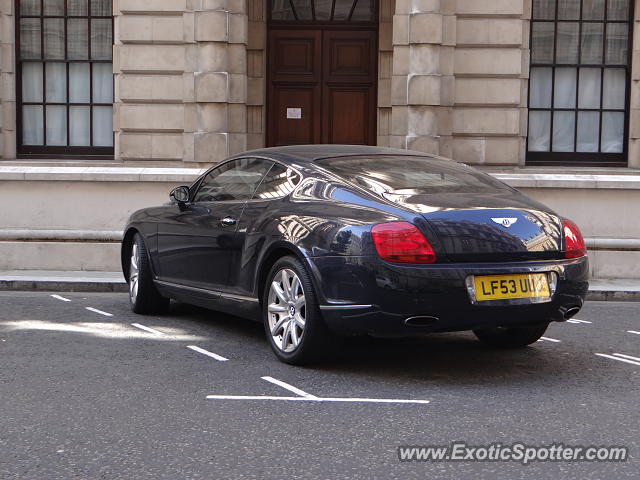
[253,163,301,199]
[528,0,632,165]
[270,0,377,23]
[193,159,274,202]
[16,0,113,157]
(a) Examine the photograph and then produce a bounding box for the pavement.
[0,292,639,479]
[0,270,639,301]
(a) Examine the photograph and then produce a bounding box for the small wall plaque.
[286,108,302,119]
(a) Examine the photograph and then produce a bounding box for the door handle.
[219,217,237,227]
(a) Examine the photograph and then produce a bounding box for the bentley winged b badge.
[491,217,518,228]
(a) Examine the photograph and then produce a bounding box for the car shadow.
[168,302,591,386]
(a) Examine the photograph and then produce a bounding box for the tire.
[262,256,333,365]
[127,233,170,314]
[473,323,549,348]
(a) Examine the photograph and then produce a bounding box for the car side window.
[193,158,274,202]
[252,163,301,200]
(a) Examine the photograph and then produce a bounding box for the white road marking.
[570,319,591,324]
[595,353,640,367]
[261,376,318,399]
[130,323,165,335]
[50,294,71,302]
[566,320,580,324]
[206,395,430,405]
[627,330,640,335]
[187,345,228,362]
[612,353,640,362]
[85,307,113,317]
[538,336,561,343]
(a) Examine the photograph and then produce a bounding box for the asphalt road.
[1,292,639,479]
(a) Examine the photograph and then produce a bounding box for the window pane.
[44,18,65,60]
[67,0,88,16]
[23,106,44,144]
[556,22,579,64]
[583,0,605,19]
[602,68,626,109]
[69,106,90,146]
[91,0,112,16]
[22,62,43,102]
[554,68,577,108]
[271,0,295,20]
[351,0,375,21]
[46,62,67,102]
[253,164,301,199]
[581,23,603,64]
[93,107,113,146]
[601,112,624,152]
[44,0,65,16]
[530,67,553,108]
[333,0,353,20]
[578,68,601,108]
[20,19,41,60]
[528,111,551,151]
[605,23,628,65]
[531,22,555,64]
[289,0,312,20]
[69,63,90,102]
[607,0,629,20]
[577,112,600,152]
[92,63,113,103]
[558,0,580,19]
[552,111,575,152]
[20,0,40,15]
[46,106,67,145]
[532,0,556,19]
[314,0,332,20]
[91,19,112,60]
[68,18,88,59]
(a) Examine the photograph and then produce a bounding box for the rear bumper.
[309,255,589,336]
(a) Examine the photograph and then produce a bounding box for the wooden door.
[267,28,377,146]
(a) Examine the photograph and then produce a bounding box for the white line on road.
[130,323,165,335]
[612,353,640,362]
[567,319,591,324]
[595,353,640,367]
[205,395,430,405]
[261,376,318,399]
[627,330,640,335]
[50,294,71,302]
[187,345,228,362]
[538,336,561,343]
[85,307,113,317]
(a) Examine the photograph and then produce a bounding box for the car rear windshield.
[315,156,512,195]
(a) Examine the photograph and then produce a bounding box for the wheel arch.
[256,242,324,307]
[121,227,139,279]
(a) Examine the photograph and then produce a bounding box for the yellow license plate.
[473,273,550,302]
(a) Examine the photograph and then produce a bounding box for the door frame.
[266,10,379,147]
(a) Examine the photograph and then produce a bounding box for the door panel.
[326,88,370,144]
[270,86,321,145]
[267,27,377,146]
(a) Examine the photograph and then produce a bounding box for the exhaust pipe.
[563,306,581,320]
[404,316,439,328]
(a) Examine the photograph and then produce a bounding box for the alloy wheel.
[267,268,306,353]
[129,242,140,302]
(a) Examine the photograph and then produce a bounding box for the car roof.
[228,145,435,165]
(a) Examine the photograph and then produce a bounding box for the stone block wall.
[0,0,16,159]
[115,0,249,165]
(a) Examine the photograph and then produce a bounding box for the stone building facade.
[0,0,639,279]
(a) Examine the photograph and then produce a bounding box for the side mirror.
[170,186,190,203]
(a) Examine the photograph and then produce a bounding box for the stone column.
[451,0,526,165]
[0,0,16,159]
[190,0,248,164]
[390,0,443,154]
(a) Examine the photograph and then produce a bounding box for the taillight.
[563,219,586,259]
[371,222,437,264]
